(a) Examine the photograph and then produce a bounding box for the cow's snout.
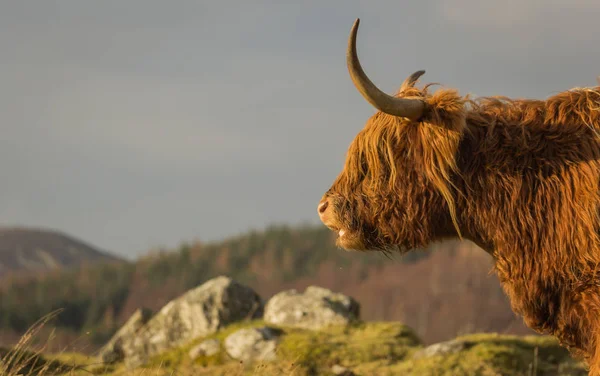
[318,199,329,214]
[318,198,330,223]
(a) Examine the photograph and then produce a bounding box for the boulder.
[189,338,221,360]
[224,327,281,362]
[98,307,153,364]
[264,286,359,330]
[100,276,263,367]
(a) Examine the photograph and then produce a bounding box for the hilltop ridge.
[0,226,122,277]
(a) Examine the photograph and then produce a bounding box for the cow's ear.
[421,88,467,134]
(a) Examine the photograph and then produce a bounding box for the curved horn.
[346,19,425,120]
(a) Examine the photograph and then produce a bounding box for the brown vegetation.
[0,225,531,355]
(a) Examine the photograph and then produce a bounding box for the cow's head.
[318,19,468,253]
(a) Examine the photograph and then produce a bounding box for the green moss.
[145,320,421,375]
[276,321,421,374]
[35,321,590,376]
[390,333,588,376]
[13,323,593,376]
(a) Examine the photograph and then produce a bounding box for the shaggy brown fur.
[320,79,600,373]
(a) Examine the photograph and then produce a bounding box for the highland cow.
[318,19,600,374]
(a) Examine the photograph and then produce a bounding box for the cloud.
[438,0,600,44]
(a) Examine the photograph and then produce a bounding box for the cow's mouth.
[325,224,352,243]
[333,228,368,251]
[326,225,349,239]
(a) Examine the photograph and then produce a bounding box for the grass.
[0,315,590,376]
[0,309,83,376]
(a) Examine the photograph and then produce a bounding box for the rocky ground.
[0,276,590,375]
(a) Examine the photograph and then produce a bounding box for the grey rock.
[188,338,220,360]
[101,276,263,367]
[98,308,153,365]
[331,364,355,375]
[413,339,469,359]
[264,286,359,330]
[224,327,280,362]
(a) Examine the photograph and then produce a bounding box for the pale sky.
[2,1,599,258]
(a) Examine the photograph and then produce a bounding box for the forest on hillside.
[0,224,532,353]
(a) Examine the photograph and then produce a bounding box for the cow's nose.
[318,199,329,214]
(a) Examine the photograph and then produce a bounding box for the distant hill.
[0,224,532,353]
[0,227,122,277]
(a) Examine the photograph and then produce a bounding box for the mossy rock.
[386,333,588,376]
[144,320,420,375]
[93,322,590,376]
[146,319,270,369]
[275,321,421,374]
